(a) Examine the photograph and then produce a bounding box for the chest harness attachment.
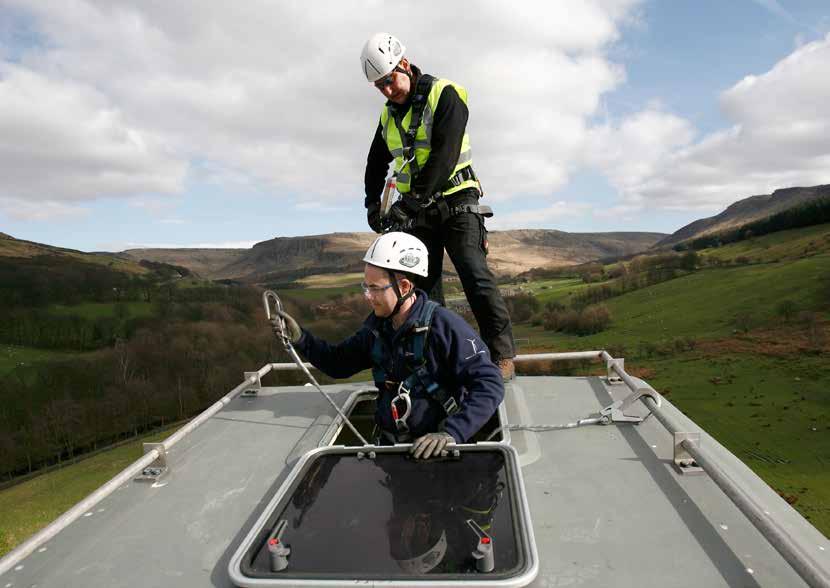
[371,300,460,437]
[390,75,493,226]
[391,73,435,183]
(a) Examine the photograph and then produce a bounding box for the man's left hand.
[411,432,455,459]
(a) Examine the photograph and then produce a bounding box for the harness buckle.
[442,397,460,416]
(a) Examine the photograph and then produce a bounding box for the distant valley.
[120,230,667,282]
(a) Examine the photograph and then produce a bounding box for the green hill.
[509,224,830,535]
[1,223,827,554]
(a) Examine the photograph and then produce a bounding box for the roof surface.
[2,375,828,587]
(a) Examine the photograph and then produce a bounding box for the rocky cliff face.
[218,233,375,281]
[656,185,830,248]
[123,229,666,282]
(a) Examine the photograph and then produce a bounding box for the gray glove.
[270,310,301,344]
[410,431,455,459]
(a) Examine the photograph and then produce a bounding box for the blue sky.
[1,1,829,251]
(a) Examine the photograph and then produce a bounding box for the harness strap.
[416,202,494,226]
[451,204,493,218]
[392,74,436,182]
[442,165,478,192]
[399,301,460,420]
[371,300,461,437]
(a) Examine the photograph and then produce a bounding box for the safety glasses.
[361,281,395,296]
[374,72,395,89]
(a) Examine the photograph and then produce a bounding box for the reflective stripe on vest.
[380,78,477,196]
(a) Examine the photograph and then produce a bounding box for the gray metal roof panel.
[2,376,828,587]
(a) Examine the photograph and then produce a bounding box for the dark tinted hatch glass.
[243,450,522,579]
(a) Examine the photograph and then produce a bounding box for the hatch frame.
[227,443,538,587]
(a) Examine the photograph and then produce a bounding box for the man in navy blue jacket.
[272,232,504,459]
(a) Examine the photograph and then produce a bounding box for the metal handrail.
[3,351,829,586]
[515,350,830,588]
[0,363,274,577]
[640,394,830,587]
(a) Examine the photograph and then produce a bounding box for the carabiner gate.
[391,382,412,433]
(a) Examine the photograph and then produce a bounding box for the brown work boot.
[497,358,515,382]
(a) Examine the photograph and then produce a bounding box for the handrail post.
[0,363,274,577]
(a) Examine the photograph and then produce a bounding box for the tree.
[775,300,798,323]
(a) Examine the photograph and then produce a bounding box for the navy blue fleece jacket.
[293,291,504,443]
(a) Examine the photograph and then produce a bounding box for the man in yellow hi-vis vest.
[360,33,515,380]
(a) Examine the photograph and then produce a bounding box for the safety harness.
[391,73,436,183]
[371,299,460,439]
[390,74,489,224]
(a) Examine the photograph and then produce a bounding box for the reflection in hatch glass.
[246,451,520,578]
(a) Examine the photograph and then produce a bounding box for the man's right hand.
[367,203,383,233]
[270,310,302,344]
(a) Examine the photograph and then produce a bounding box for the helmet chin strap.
[395,63,416,100]
[387,270,415,319]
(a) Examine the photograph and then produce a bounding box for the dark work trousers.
[408,192,515,362]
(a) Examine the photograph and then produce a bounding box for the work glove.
[367,203,383,234]
[386,197,420,231]
[270,310,302,344]
[410,431,455,459]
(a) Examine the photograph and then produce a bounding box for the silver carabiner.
[261,289,370,446]
[263,290,291,347]
[391,382,412,433]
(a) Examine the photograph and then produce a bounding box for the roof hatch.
[228,445,538,586]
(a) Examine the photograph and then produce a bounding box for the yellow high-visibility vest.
[380,77,476,196]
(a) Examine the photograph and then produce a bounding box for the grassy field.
[278,285,360,302]
[295,272,363,288]
[512,253,830,351]
[700,222,830,264]
[0,345,84,376]
[644,352,830,534]
[3,223,828,556]
[0,427,174,557]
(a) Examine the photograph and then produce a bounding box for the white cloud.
[752,0,795,22]
[489,201,592,230]
[586,33,830,213]
[0,198,89,221]
[295,202,351,213]
[1,0,640,212]
[129,198,177,214]
[122,240,257,249]
[584,104,696,194]
[0,64,186,206]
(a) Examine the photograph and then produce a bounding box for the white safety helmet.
[394,529,447,574]
[361,32,406,82]
[363,232,428,278]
